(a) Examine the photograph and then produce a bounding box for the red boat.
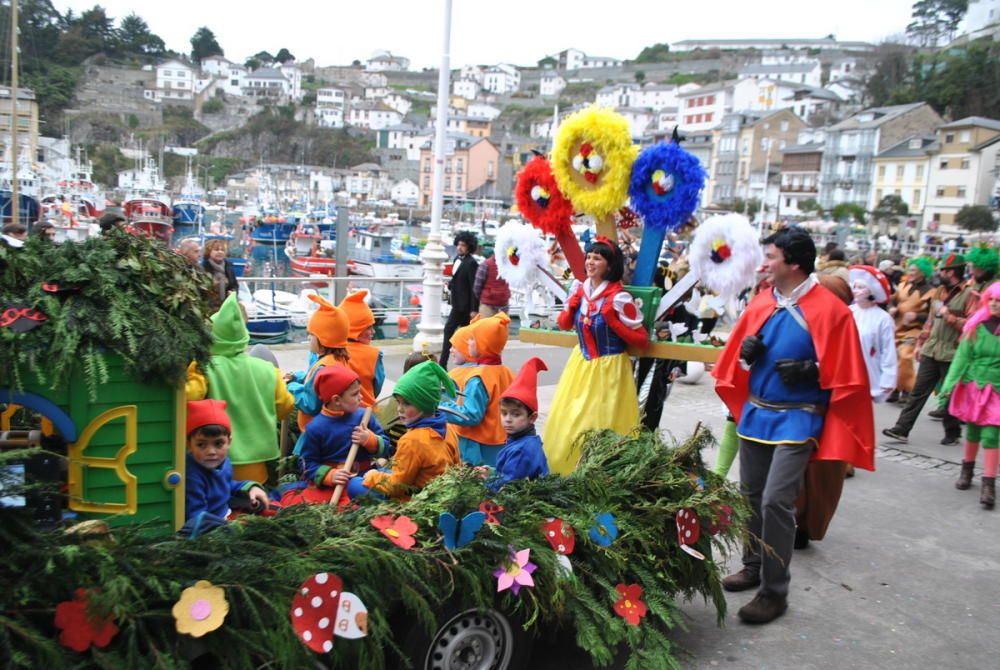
[284,247,358,276]
[124,197,173,243]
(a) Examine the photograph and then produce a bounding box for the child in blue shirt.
[485,357,549,491]
[183,399,268,537]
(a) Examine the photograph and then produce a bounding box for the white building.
[739,60,822,88]
[152,59,196,101]
[732,78,841,122]
[376,124,433,160]
[482,64,521,95]
[317,87,346,108]
[677,81,735,131]
[540,71,567,97]
[347,102,403,131]
[656,107,679,130]
[556,48,622,70]
[315,107,344,128]
[453,78,480,100]
[460,65,484,83]
[345,162,392,199]
[616,107,655,140]
[242,67,303,102]
[923,117,1000,231]
[671,37,874,53]
[391,178,420,206]
[466,103,501,121]
[382,93,412,116]
[366,51,409,72]
[596,83,640,108]
[958,0,1000,40]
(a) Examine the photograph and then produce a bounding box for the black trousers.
[893,355,962,438]
[439,310,472,368]
[636,357,680,431]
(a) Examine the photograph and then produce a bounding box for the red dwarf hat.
[501,357,548,413]
[306,293,350,349]
[186,399,231,436]
[313,364,360,403]
[339,289,376,339]
[848,265,892,305]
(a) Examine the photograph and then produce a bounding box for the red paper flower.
[479,501,505,525]
[541,517,576,555]
[613,584,648,626]
[705,505,733,536]
[371,514,418,549]
[54,589,119,652]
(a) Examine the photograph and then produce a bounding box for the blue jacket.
[489,427,549,491]
[185,453,259,521]
[299,408,389,485]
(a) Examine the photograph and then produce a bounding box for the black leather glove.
[739,335,766,367]
[774,359,820,386]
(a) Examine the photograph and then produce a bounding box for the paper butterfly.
[438,511,487,551]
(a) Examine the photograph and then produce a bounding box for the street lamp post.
[412,0,453,354]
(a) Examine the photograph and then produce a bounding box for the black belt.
[749,394,826,416]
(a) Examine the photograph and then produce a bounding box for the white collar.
[773,274,817,309]
[583,279,608,301]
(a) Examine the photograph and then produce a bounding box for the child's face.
[308,333,321,354]
[467,336,478,360]
[396,396,425,425]
[358,325,374,344]
[326,380,362,413]
[188,432,232,469]
[500,402,536,435]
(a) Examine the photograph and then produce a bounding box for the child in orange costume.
[286,294,350,455]
[440,312,515,467]
[339,290,384,407]
[349,361,460,500]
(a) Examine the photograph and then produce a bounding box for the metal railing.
[237,275,422,322]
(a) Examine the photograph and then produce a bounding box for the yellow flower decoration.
[172,580,229,638]
[552,106,637,220]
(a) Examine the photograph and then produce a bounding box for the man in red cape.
[712,227,874,624]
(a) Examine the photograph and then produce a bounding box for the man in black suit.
[440,231,479,368]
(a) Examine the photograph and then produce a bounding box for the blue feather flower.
[628,142,706,233]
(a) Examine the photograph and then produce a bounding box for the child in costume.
[543,236,649,475]
[339,290,385,407]
[887,258,934,402]
[346,361,460,501]
[941,282,1000,509]
[484,357,549,491]
[182,399,269,537]
[286,295,351,454]
[186,293,295,483]
[375,349,437,450]
[849,265,898,402]
[440,313,515,467]
[298,365,389,501]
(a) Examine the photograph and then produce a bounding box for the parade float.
[1,125,753,670]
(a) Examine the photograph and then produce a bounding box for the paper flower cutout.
[172,580,229,638]
[552,106,637,219]
[676,509,705,560]
[705,505,734,536]
[371,514,418,550]
[588,512,619,547]
[54,589,119,652]
[494,547,537,595]
[542,517,576,555]
[688,472,705,492]
[515,156,575,235]
[613,584,648,626]
[479,501,505,525]
[628,142,706,233]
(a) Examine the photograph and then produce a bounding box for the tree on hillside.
[634,42,671,63]
[634,70,646,84]
[955,204,998,233]
[275,47,295,63]
[906,0,968,47]
[865,43,914,106]
[537,55,557,68]
[245,51,274,70]
[118,13,165,56]
[190,26,223,62]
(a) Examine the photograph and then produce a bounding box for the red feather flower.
[515,156,575,235]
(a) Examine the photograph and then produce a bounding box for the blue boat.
[172,200,206,239]
[0,191,41,224]
[250,219,296,245]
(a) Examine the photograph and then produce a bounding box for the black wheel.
[401,604,533,670]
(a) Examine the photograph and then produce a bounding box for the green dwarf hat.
[966,246,998,274]
[393,360,457,414]
[908,257,934,280]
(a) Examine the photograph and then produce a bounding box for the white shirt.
[851,303,897,402]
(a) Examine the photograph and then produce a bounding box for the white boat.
[350,229,423,302]
[252,288,318,328]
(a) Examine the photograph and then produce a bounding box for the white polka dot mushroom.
[290,573,343,654]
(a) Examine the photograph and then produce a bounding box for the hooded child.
[351,361,460,501]
[286,294,351,454]
[485,357,550,491]
[297,364,389,503]
[339,290,385,407]
[186,293,295,483]
[182,399,269,537]
[440,312,515,467]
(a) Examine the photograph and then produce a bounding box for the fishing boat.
[250,214,296,245]
[252,288,318,328]
[350,229,423,302]
[124,196,173,243]
[237,284,291,344]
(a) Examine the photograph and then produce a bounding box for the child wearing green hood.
[186,293,295,483]
[336,361,460,501]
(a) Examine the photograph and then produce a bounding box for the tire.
[400,602,533,670]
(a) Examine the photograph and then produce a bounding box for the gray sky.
[62,0,915,69]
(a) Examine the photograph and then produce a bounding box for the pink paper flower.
[494,547,537,595]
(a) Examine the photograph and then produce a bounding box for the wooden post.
[329,406,373,506]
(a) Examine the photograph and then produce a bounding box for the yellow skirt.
[542,346,639,475]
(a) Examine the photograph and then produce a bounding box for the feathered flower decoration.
[514,156,575,235]
[552,106,637,219]
[495,220,548,290]
[628,142,706,234]
[689,213,763,300]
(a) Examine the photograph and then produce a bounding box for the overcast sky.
[61,0,916,69]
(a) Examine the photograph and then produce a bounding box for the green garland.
[0,230,213,396]
[0,428,749,670]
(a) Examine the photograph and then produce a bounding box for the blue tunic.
[737,307,830,445]
[299,409,389,485]
[185,453,257,521]
[489,427,549,491]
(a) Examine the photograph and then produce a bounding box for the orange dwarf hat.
[306,294,350,349]
[339,289,376,339]
[450,315,480,361]
[471,312,510,358]
[501,357,547,413]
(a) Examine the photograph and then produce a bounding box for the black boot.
[956,461,975,490]
[981,476,996,509]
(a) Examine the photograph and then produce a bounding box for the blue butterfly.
[438,511,487,551]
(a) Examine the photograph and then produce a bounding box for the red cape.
[712,284,876,471]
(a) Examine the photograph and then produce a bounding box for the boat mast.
[9,0,19,226]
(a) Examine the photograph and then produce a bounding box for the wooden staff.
[329,405,373,506]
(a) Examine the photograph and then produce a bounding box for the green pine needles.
[0,427,749,670]
[0,230,213,395]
